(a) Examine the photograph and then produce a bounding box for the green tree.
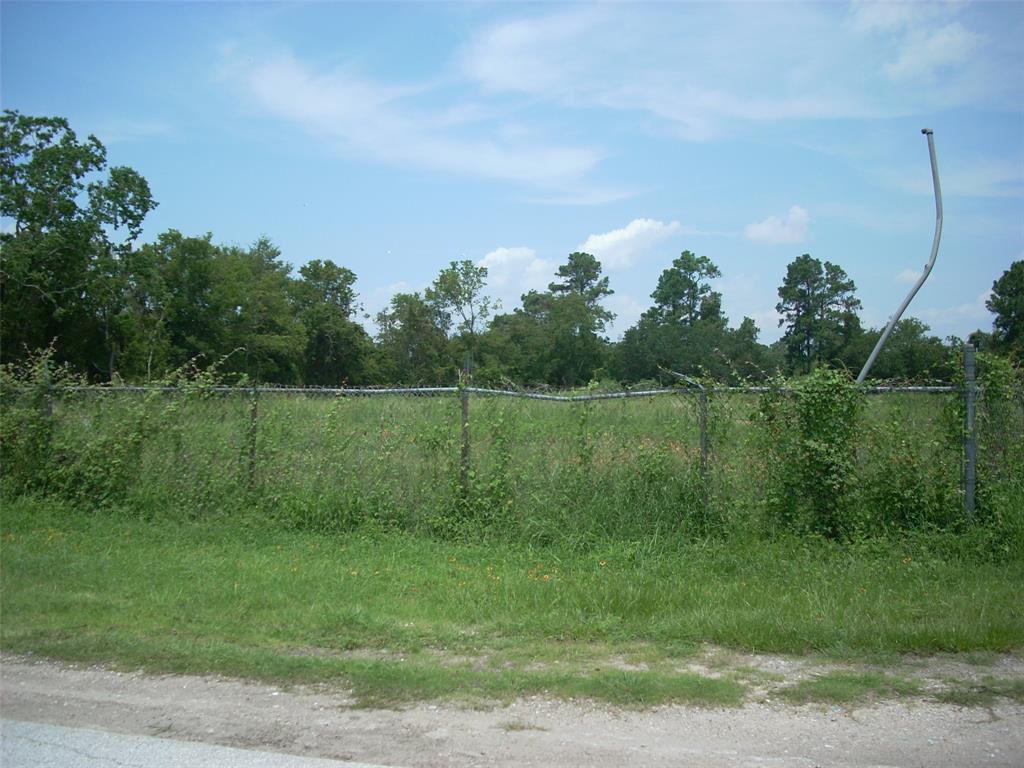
[776,254,861,373]
[218,237,306,382]
[847,318,952,382]
[548,251,614,332]
[425,260,494,371]
[376,292,450,383]
[612,251,735,382]
[292,260,376,384]
[648,250,723,327]
[480,252,614,387]
[142,230,225,370]
[1,110,156,375]
[986,260,1024,360]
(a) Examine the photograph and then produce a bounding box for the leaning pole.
[857,129,943,383]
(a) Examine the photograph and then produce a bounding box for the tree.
[612,251,732,382]
[376,292,450,384]
[217,237,307,383]
[649,251,723,326]
[986,260,1024,360]
[142,230,225,370]
[776,254,861,373]
[848,318,952,381]
[291,260,375,384]
[425,260,494,371]
[1,110,156,375]
[548,251,614,332]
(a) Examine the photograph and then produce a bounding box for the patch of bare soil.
[2,652,1022,767]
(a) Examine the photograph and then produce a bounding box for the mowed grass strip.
[2,497,1023,706]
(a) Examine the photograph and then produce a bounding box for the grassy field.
[3,495,1022,707]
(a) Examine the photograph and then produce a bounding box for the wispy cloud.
[847,1,931,33]
[460,7,878,141]
[745,206,809,245]
[917,291,993,325]
[877,153,1024,199]
[460,4,1013,141]
[222,48,607,198]
[577,218,683,270]
[884,22,983,81]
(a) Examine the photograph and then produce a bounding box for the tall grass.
[1,351,1021,552]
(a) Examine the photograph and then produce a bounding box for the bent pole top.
[856,129,943,383]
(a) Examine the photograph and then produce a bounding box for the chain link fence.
[2,346,1021,542]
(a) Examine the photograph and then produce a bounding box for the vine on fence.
[757,367,864,539]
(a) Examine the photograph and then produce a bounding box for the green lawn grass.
[3,496,1022,707]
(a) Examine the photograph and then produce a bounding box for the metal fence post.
[698,387,710,509]
[248,383,259,490]
[459,383,471,498]
[964,345,977,520]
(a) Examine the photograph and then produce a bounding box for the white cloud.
[884,22,983,81]
[224,49,604,194]
[477,246,554,311]
[478,247,553,291]
[577,218,683,270]
[745,206,810,245]
[896,269,922,285]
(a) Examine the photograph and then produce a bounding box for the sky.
[2,0,1022,344]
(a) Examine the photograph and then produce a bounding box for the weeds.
[778,671,921,705]
[1,354,1021,549]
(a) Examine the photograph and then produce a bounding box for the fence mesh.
[3,376,1021,542]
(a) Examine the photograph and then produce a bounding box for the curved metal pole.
[857,129,943,383]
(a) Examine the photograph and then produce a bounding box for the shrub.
[757,367,863,538]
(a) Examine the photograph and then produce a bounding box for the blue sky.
[2,1,1022,343]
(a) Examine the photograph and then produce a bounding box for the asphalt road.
[1,720,396,768]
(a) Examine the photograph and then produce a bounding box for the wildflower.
[599,561,607,567]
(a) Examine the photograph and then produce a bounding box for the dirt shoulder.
[2,653,1022,768]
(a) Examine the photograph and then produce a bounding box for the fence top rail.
[56,385,462,396]
[8,383,965,399]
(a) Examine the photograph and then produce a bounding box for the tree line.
[3,110,1021,386]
